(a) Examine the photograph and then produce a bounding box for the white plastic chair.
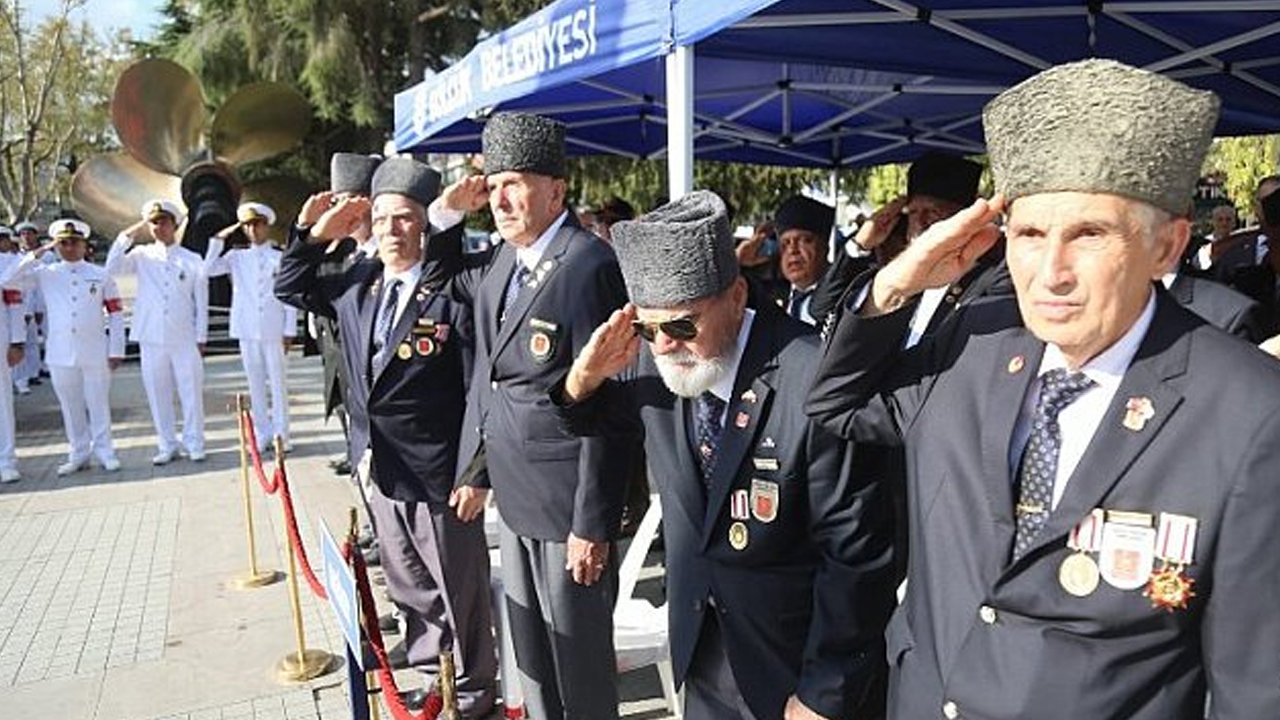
[613,494,680,718]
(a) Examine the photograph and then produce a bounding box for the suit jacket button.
[490,380,498,390]
[692,600,703,613]
[978,605,997,625]
[942,701,960,719]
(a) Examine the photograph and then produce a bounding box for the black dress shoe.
[387,641,409,669]
[378,612,399,634]
[29,377,41,386]
[333,459,352,475]
[356,532,376,549]
[400,688,429,711]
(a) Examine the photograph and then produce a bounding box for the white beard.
[653,349,728,398]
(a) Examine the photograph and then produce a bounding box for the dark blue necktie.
[694,391,727,484]
[1012,368,1095,560]
[370,278,402,378]
[788,287,812,320]
[501,262,531,325]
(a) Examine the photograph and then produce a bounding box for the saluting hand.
[214,221,243,240]
[566,533,609,586]
[298,191,335,227]
[311,196,371,242]
[854,195,908,251]
[867,195,1005,316]
[564,304,640,402]
[35,239,58,258]
[438,175,489,213]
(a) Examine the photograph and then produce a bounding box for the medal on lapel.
[733,411,749,429]
[396,342,413,360]
[1123,396,1155,431]
[1144,513,1198,611]
[1098,511,1156,591]
[750,479,778,523]
[730,490,749,521]
[528,318,558,363]
[728,521,749,551]
[1059,508,1104,597]
[415,337,436,357]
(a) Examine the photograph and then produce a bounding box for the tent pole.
[828,167,841,263]
[666,44,695,200]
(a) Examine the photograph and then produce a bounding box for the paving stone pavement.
[0,351,675,720]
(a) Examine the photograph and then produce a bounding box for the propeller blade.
[242,176,315,242]
[211,82,312,167]
[112,59,209,176]
[70,153,183,239]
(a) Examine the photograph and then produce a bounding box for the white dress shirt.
[1009,292,1156,509]
[377,264,423,332]
[705,309,756,426]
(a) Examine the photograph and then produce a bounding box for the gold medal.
[396,342,412,360]
[728,521,749,551]
[1144,562,1195,611]
[1059,552,1100,597]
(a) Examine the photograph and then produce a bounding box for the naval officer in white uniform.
[2,219,125,475]
[205,202,297,451]
[0,227,27,483]
[106,199,209,464]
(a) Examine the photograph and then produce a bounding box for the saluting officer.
[2,219,125,475]
[0,226,27,483]
[431,112,634,720]
[556,191,896,720]
[106,200,209,464]
[12,221,46,395]
[276,157,497,718]
[808,59,1280,719]
[205,202,298,451]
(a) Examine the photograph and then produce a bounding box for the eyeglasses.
[631,314,700,342]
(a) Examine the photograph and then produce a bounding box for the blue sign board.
[320,520,362,669]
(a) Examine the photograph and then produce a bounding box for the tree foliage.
[1203,135,1280,222]
[0,0,129,222]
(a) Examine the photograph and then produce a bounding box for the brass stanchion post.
[440,650,461,720]
[273,435,334,682]
[232,394,281,589]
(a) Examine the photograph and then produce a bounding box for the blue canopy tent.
[395,0,1280,196]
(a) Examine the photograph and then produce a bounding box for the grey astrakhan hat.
[331,153,382,196]
[984,59,1219,216]
[611,190,738,309]
[370,156,442,209]
[481,112,567,178]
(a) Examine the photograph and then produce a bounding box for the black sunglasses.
[631,314,700,342]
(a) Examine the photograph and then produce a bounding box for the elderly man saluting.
[552,191,895,720]
[807,59,1280,719]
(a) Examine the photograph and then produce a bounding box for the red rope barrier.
[276,465,328,601]
[351,538,444,720]
[242,409,279,494]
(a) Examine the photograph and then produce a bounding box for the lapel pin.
[741,389,757,404]
[1123,396,1155,431]
[1007,355,1025,374]
[760,436,776,449]
[734,411,750,429]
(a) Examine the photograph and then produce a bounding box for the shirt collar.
[1037,290,1156,387]
[515,210,569,271]
[381,262,421,291]
[708,308,756,405]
